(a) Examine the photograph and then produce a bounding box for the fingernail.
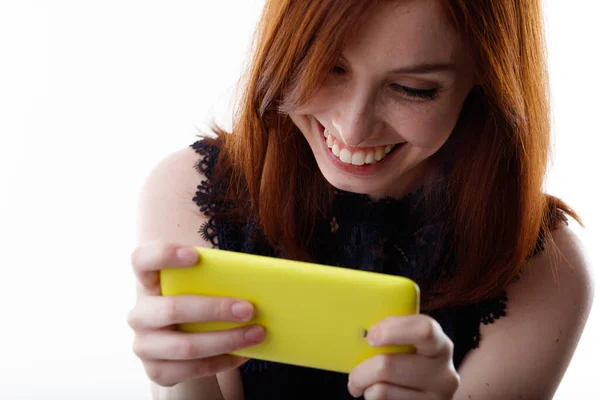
[176,247,197,264]
[244,326,265,342]
[231,302,253,321]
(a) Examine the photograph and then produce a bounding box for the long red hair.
[207,0,581,310]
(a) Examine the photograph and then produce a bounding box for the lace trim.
[465,292,508,352]
[189,139,276,373]
[190,140,220,248]
[477,292,508,326]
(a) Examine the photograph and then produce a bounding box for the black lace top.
[189,139,563,400]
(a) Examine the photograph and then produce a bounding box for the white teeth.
[351,151,366,166]
[332,143,341,157]
[326,135,334,148]
[324,129,399,166]
[339,148,352,164]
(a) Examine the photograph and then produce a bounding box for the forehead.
[344,0,463,65]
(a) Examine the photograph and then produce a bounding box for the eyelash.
[331,66,439,102]
[390,83,439,101]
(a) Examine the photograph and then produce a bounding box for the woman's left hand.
[348,315,460,399]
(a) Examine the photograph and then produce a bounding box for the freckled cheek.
[400,117,454,150]
[292,91,332,116]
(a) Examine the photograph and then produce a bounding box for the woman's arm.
[151,378,224,400]
[136,146,245,400]
[454,225,594,399]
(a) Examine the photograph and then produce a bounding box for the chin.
[314,148,429,199]
[315,159,397,198]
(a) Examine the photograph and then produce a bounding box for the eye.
[390,84,438,101]
[332,65,347,76]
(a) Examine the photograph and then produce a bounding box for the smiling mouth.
[316,121,404,166]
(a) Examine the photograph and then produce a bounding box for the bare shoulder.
[136,145,209,246]
[454,225,595,399]
[512,225,594,319]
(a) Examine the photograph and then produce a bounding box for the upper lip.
[317,119,405,148]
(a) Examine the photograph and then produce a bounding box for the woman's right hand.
[127,240,266,387]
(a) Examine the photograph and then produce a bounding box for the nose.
[331,85,380,147]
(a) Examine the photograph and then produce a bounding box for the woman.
[127,0,594,399]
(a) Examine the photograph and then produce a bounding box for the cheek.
[288,113,313,143]
[396,95,466,150]
[290,87,332,116]
[287,92,330,134]
[399,113,456,150]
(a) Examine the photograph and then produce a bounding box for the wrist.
[152,376,223,400]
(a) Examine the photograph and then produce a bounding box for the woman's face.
[289,0,476,199]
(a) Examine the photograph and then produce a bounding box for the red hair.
[208,0,581,310]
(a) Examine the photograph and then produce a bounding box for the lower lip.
[316,122,405,176]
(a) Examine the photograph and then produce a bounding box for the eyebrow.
[338,54,457,75]
[388,62,457,75]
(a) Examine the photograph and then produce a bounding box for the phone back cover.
[160,247,420,373]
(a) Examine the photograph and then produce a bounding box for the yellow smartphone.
[160,247,420,373]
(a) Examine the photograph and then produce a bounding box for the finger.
[348,353,436,396]
[131,241,199,295]
[362,383,430,400]
[133,325,266,361]
[367,315,452,358]
[144,355,248,387]
[128,295,255,330]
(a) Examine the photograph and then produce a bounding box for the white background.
[0,1,597,398]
